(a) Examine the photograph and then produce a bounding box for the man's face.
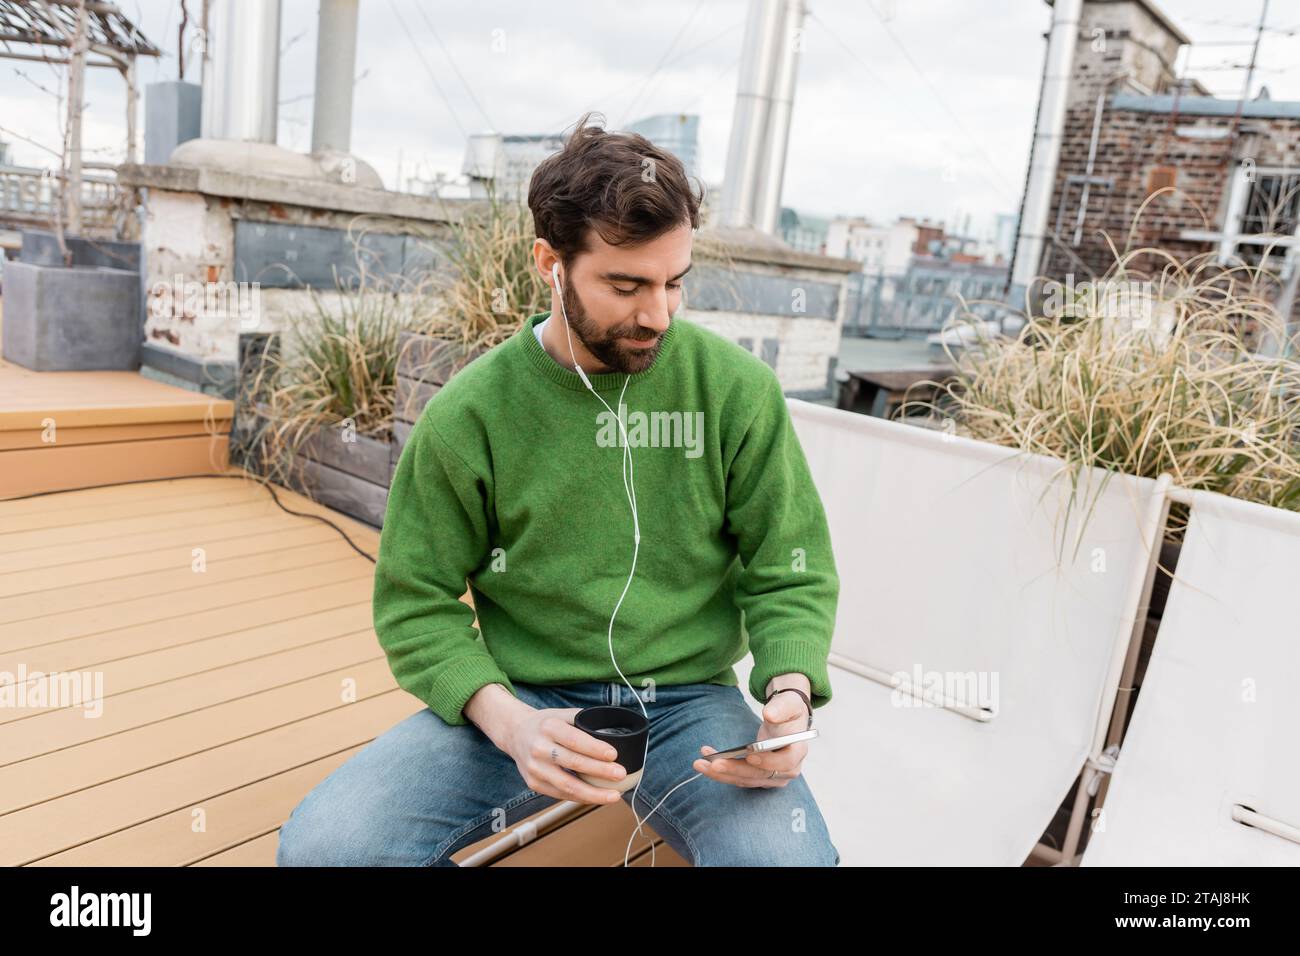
[549,221,692,375]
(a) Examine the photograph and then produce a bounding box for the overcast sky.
[3,0,1297,240]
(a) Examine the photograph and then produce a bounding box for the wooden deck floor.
[0,474,680,866]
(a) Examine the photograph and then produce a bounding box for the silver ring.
[769,770,781,779]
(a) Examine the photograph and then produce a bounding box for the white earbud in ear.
[551,261,560,291]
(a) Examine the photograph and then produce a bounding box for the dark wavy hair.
[527,111,705,268]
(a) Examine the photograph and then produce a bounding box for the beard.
[559,278,663,375]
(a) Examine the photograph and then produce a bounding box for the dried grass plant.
[903,192,1300,560]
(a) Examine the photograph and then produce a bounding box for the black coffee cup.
[573,705,649,793]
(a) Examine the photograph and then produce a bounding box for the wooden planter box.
[393,331,489,455]
[290,424,396,530]
[236,332,490,528]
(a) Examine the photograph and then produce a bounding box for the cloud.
[5,0,1295,241]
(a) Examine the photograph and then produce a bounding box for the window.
[1215,166,1300,271]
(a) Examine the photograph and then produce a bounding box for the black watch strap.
[765,686,813,728]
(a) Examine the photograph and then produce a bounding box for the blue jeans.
[276,679,841,867]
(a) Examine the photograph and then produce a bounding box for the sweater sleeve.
[372,410,517,726]
[724,369,840,713]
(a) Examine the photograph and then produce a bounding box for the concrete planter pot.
[1,259,142,370]
[20,228,141,272]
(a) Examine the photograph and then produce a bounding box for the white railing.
[0,165,120,233]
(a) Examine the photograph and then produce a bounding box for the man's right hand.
[502,707,627,805]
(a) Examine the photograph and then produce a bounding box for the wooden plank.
[0,504,371,580]
[0,656,396,813]
[0,478,379,554]
[626,842,691,867]
[0,484,270,534]
[0,556,371,652]
[395,332,487,384]
[120,744,360,865]
[252,477,382,552]
[0,603,373,729]
[0,522,340,596]
[0,537,366,624]
[0,396,232,429]
[293,455,388,529]
[393,418,414,451]
[394,373,441,424]
[0,476,379,555]
[191,832,281,867]
[0,689,424,865]
[444,799,686,868]
[0,577,376,679]
[0,366,233,430]
[296,427,392,485]
[0,474,252,518]
[1,498,329,557]
[488,800,685,867]
[0,419,232,451]
[0,434,233,498]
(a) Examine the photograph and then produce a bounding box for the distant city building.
[994,212,1018,265]
[461,132,566,201]
[457,116,700,204]
[843,255,1011,337]
[404,169,469,199]
[779,207,830,254]
[626,113,701,183]
[825,215,944,276]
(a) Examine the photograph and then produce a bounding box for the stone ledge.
[119,161,474,224]
[141,341,237,398]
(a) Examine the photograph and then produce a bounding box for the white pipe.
[1071,88,1106,246]
[827,653,995,722]
[1011,0,1082,293]
[311,0,359,155]
[200,0,282,143]
[720,0,786,230]
[751,0,806,235]
[1232,805,1300,847]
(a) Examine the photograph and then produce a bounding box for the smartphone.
[703,728,818,761]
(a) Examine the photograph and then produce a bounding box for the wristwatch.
[765,686,813,729]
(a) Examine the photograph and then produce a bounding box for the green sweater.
[373,310,840,726]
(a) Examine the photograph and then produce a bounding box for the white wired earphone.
[550,261,705,867]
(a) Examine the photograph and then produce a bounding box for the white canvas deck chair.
[732,400,1169,865]
[1081,486,1300,865]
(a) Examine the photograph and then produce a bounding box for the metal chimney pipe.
[1009,0,1082,295]
[750,0,806,235]
[200,0,282,143]
[720,0,787,230]
[311,0,360,154]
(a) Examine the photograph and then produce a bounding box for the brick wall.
[1043,104,1300,295]
[1035,2,1300,331]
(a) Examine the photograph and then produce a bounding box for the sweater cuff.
[748,639,833,712]
[427,655,518,726]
